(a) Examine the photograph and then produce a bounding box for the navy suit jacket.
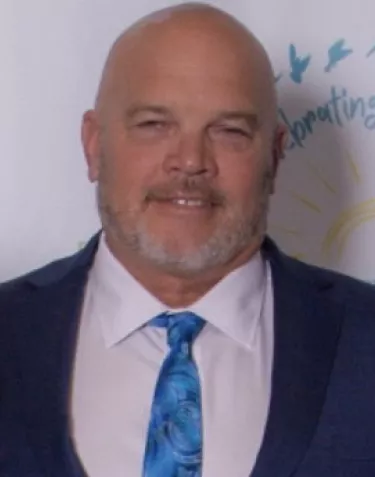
[1,233,375,477]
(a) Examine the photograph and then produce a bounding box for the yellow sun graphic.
[270,146,375,280]
[322,198,375,261]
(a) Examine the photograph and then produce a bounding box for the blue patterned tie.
[142,311,206,477]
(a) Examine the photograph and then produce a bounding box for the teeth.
[172,199,205,207]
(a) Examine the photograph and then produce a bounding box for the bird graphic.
[367,45,375,58]
[324,39,353,72]
[289,44,311,84]
[275,73,283,83]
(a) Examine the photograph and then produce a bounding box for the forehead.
[110,28,268,115]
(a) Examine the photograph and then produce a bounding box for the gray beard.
[98,201,269,277]
[96,171,272,275]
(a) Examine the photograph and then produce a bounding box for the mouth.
[168,198,213,207]
[147,196,220,214]
[144,186,225,216]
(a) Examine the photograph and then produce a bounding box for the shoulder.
[264,236,375,312]
[280,252,375,314]
[0,256,77,323]
[0,233,100,316]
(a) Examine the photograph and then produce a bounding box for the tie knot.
[150,311,205,349]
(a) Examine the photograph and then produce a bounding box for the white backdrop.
[1,0,375,281]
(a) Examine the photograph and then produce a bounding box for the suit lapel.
[10,233,343,476]
[13,234,100,477]
[251,239,343,477]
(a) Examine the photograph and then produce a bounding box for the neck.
[104,233,263,308]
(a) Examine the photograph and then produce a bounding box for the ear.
[81,109,101,183]
[270,123,288,194]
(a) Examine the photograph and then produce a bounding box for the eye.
[222,127,249,137]
[211,124,251,138]
[210,124,252,139]
[129,117,175,139]
[208,124,254,151]
[136,120,167,129]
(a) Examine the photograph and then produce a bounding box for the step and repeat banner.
[0,0,374,281]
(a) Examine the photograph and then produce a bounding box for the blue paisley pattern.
[143,312,206,477]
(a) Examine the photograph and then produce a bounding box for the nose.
[162,130,218,179]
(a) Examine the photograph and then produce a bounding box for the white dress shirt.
[71,235,274,477]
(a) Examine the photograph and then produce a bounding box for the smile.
[171,199,208,207]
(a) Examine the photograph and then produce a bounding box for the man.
[1,3,374,477]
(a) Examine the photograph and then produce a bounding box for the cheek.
[99,134,164,205]
[217,155,264,207]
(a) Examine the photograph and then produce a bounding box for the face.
[82,29,286,275]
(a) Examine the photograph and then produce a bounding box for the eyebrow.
[125,104,171,119]
[214,111,260,129]
[124,104,260,129]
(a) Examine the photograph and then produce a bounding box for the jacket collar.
[26,232,101,288]
[21,233,341,477]
[252,237,342,477]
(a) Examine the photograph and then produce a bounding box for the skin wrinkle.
[81,2,287,307]
[95,5,278,125]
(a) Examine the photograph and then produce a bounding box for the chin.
[141,240,232,275]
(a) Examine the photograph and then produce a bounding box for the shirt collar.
[188,253,267,350]
[89,234,267,350]
[89,235,167,348]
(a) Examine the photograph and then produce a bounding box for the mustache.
[144,181,226,206]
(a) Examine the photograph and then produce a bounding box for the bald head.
[95,2,277,125]
[82,1,287,283]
